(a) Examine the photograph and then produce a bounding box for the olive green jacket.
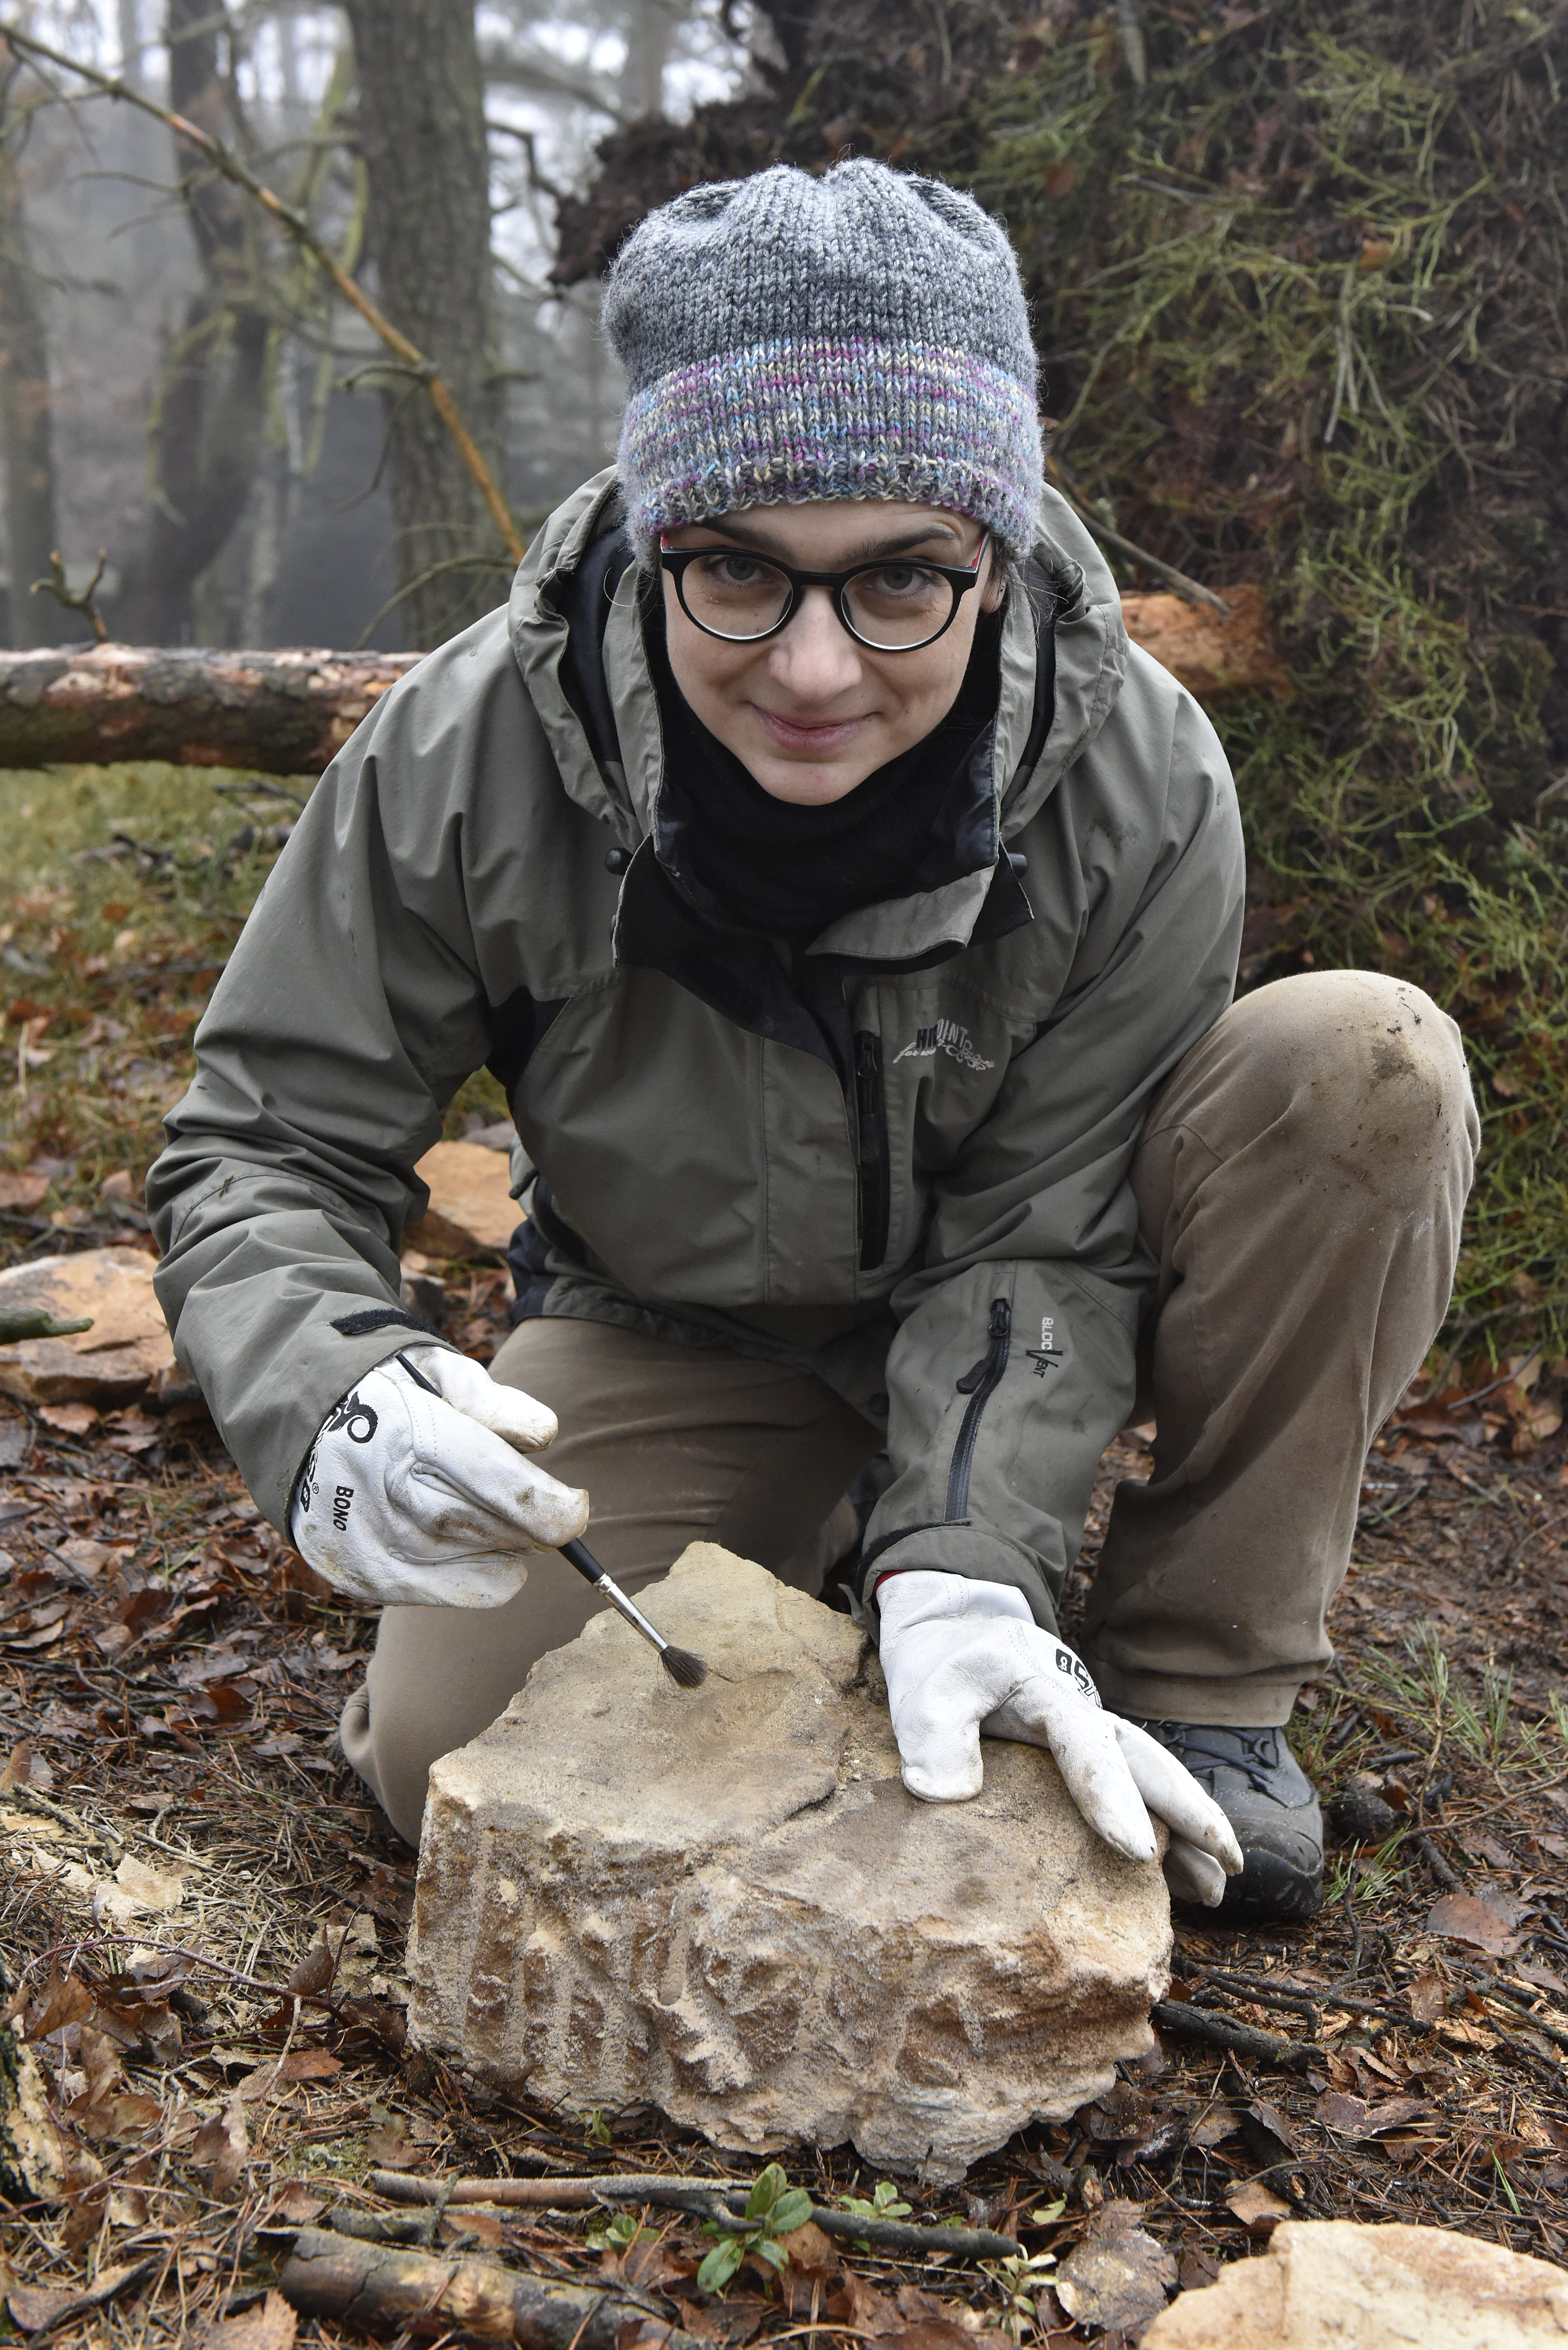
[148,470,1244,1628]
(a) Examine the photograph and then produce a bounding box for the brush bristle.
[660,1644,708,1689]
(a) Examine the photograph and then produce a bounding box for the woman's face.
[660,498,1005,805]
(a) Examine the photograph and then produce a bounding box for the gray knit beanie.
[603,159,1043,559]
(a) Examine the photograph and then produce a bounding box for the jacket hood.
[508,467,1129,960]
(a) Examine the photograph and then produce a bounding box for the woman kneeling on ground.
[149,160,1477,1919]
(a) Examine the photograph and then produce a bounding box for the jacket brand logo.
[892,1018,995,1073]
[1027,1314,1064,1377]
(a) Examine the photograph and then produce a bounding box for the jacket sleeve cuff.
[849,1522,1061,1634]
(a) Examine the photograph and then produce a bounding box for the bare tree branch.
[0,18,526,563]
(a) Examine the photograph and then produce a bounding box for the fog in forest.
[0,2,749,653]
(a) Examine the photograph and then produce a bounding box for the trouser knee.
[1167,970,1478,1210]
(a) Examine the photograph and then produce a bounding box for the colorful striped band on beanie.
[604,162,1044,559]
[616,333,1042,559]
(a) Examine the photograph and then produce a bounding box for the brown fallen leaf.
[76,2090,163,2143]
[1514,1958,1568,1996]
[878,2327,998,2350]
[364,2114,419,2168]
[198,2287,298,2348]
[1427,1891,1525,1957]
[1316,2090,1433,2140]
[277,2047,343,2081]
[1225,2180,1291,2235]
[193,2093,249,2195]
[23,1966,96,2040]
[37,1401,100,1436]
[1054,2200,1176,2331]
[0,1740,53,1793]
[1436,2016,1500,2051]
[673,2294,769,2345]
[775,2220,841,2312]
[1242,2096,1298,2157]
[447,2208,507,2250]
[266,2181,327,2225]
[1407,1970,1449,2023]
[1188,2104,1241,2149]
[827,2275,905,2336]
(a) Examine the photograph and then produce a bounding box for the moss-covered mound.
[946,0,1568,1363]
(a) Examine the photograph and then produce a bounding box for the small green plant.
[1481,1659,1516,1761]
[840,2179,913,2223]
[585,2210,648,2254]
[697,2164,813,2296]
[580,2107,613,2147]
[982,2246,1059,2339]
[837,2177,913,2249]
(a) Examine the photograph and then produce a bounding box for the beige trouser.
[341,970,1476,1843]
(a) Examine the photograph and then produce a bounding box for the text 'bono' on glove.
[290,1347,588,1611]
[873,1569,1243,1907]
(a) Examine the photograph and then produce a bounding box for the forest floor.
[1,765,1566,2346]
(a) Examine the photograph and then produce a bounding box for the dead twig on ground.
[1153,1997,1318,2068]
[367,2172,1021,2258]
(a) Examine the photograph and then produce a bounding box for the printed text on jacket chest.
[891,1017,996,1072]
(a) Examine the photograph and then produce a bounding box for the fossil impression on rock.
[406,1545,1172,2181]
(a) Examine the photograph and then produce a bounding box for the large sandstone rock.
[407,1545,1172,2182]
[0,1251,176,1406]
[404,1140,519,1259]
[1143,2220,1568,2348]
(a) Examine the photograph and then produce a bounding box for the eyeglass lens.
[679,550,957,649]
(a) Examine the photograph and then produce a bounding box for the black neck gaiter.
[648,603,1005,940]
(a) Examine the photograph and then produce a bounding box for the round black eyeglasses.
[658,529,990,654]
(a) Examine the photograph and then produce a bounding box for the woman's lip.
[753,706,866,752]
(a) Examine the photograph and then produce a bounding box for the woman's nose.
[768,585,862,700]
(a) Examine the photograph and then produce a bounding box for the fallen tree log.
[274,2226,701,2346]
[0,593,1286,776]
[0,645,422,775]
[1120,585,1288,703]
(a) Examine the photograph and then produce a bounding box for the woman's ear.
[980,545,1008,613]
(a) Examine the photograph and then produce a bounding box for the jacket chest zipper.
[945,1297,1011,1520]
[852,1031,890,1273]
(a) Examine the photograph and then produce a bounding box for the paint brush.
[558,1538,708,1688]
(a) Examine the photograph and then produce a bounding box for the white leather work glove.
[875,1570,1243,1907]
[290,1347,588,1610]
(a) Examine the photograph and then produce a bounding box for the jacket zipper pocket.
[853,1031,890,1272]
[945,1297,1011,1520]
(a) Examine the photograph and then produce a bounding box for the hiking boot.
[1127,1719,1324,1922]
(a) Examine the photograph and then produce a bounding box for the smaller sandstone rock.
[1142,2219,1568,2348]
[405,1141,520,1259]
[0,1251,174,1406]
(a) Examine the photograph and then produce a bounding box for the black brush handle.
[560,1536,609,1588]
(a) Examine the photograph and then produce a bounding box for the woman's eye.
[704,554,766,587]
[870,564,937,597]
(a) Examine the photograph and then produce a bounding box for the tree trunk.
[110,0,273,644]
[0,643,422,771]
[622,0,677,118]
[0,100,69,651]
[340,0,508,650]
[117,0,146,89]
